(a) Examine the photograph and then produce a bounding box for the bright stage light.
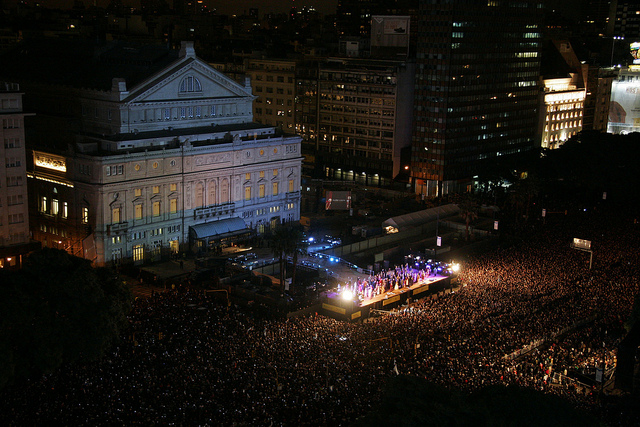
[342,290,353,301]
[451,263,460,273]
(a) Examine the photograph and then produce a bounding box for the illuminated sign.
[631,42,640,64]
[35,154,66,172]
[325,190,351,210]
[572,238,591,251]
[322,303,346,315]
[544,90,585,103]
[382,295,400,306]
[413,285,429,295]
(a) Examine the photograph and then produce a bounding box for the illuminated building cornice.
[34,153,67,172]
[27,173,74,188]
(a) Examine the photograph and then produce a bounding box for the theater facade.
[10,41,302,266]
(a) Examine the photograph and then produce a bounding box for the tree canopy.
[0,248,132,390]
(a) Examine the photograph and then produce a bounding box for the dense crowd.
[1,208,639,426]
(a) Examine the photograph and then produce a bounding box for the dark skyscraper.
[410,0,543,197]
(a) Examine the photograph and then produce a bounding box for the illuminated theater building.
[2,40,302,266]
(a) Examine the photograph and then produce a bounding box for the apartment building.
[0,82,39,268]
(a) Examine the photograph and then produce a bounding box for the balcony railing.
[286,190,301,201]
[194,202,236,220]
[108,221,129,235]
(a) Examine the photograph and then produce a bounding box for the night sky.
[25,0,339,15]
[19,0,582,19]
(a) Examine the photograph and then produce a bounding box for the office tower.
[314,57,416,187]
[410,0,543,197]
[246,59,297,133]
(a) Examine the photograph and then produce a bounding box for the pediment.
[124,58,253,104]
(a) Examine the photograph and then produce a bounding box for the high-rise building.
[295,60,320,177]
[336,0,418,38]
[582,65,614,132]
[245,59,297,133]
[313,57,416,186]
[410,0,543,197]
[607,0,640,39]
[0,82,39,269]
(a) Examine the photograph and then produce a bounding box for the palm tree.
[285,227,305,291]
[270,225,306,295]
[270,226,289,295]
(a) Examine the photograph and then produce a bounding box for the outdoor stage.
[320,273,454,322]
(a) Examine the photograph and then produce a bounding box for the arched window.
[221,179,229,204]
[195,182,204,208]
[208,181,217,206]
[179,75,202,93]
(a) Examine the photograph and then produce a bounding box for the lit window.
[82,207,89,224]
[153,201,161,216]
[259,171,265,178]
[112,207,121,223]
[289,179,294,193]
[133,244,144,262]
[153,186,160,194]
[170,198,177,214]
[259,184,265,198]
[135,204,143,220]
[52,199,59,215]
[135,188,142,197]
[273,169,278,176]
[41,196,48,213]
[62,202,68,219]
[245,186,251,200]
[272,182,279,196]
[170,183,177,192]
[245,173,251,180]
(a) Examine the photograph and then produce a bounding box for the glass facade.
[411,0,543,196]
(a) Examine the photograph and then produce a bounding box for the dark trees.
[0,248,132,389]
[354,375,599,427]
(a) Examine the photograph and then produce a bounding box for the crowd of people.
[1,207,639,426]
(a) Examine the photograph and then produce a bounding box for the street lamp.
[611,36,624,67]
